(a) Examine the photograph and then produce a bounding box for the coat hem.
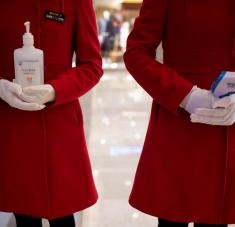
[128,199,234,225]
[0,196,98,220]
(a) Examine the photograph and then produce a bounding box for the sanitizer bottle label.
[16,60,41,87]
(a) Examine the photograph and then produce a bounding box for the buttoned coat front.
[0,0,102,219]
[124,0,235,224]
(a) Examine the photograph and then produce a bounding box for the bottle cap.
[23,21,34,46]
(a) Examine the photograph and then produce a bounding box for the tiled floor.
[80,69,157,227]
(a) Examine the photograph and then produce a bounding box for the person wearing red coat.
[0,0,102,226]
[124,0,235,226]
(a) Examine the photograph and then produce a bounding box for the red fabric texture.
[124,0,235,224]
[0,0,102,219]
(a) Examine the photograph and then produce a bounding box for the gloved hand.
[19,84,56,105]
[181,86,218,114]
[211,71,235,98]
[0,79,45,111]
[190,94,235,126]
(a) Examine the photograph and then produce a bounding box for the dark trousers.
[14,213,75,227]
[158,218,228,227]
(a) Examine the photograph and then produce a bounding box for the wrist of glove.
[0,79,45,111]
[19,84,56,105]
[182,86,218,114]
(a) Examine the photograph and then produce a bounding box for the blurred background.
[95,0,142,70]
[1,0,233,227]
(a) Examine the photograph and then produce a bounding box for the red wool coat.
[0,0,102,219]
[124,0,235,224]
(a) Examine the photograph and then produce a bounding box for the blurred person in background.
[124,0,235,226]
[98,10,110,35]
[101,10,123,56]
[98,10,110,55]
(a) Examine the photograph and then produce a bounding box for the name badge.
[45,10,65,23]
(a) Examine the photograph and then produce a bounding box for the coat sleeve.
[48,0,103,107]
[123,0,193,113]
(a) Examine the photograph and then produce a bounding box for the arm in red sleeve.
[124,0,193,113]
[48,0,103,107]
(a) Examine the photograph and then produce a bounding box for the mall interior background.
[0,0,233,226]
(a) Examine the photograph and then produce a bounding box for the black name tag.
[45,10,65,23]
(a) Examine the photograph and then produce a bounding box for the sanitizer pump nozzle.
[23,21,34,46]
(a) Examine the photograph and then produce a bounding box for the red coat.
[0,0,102,219]
[124,0,235,224]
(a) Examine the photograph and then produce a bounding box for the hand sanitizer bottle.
[14,21,44,87]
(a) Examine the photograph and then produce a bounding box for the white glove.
[190,94,235,126]
[182,86,218,114]
[0,79,45,111]
[19,84,56,105]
